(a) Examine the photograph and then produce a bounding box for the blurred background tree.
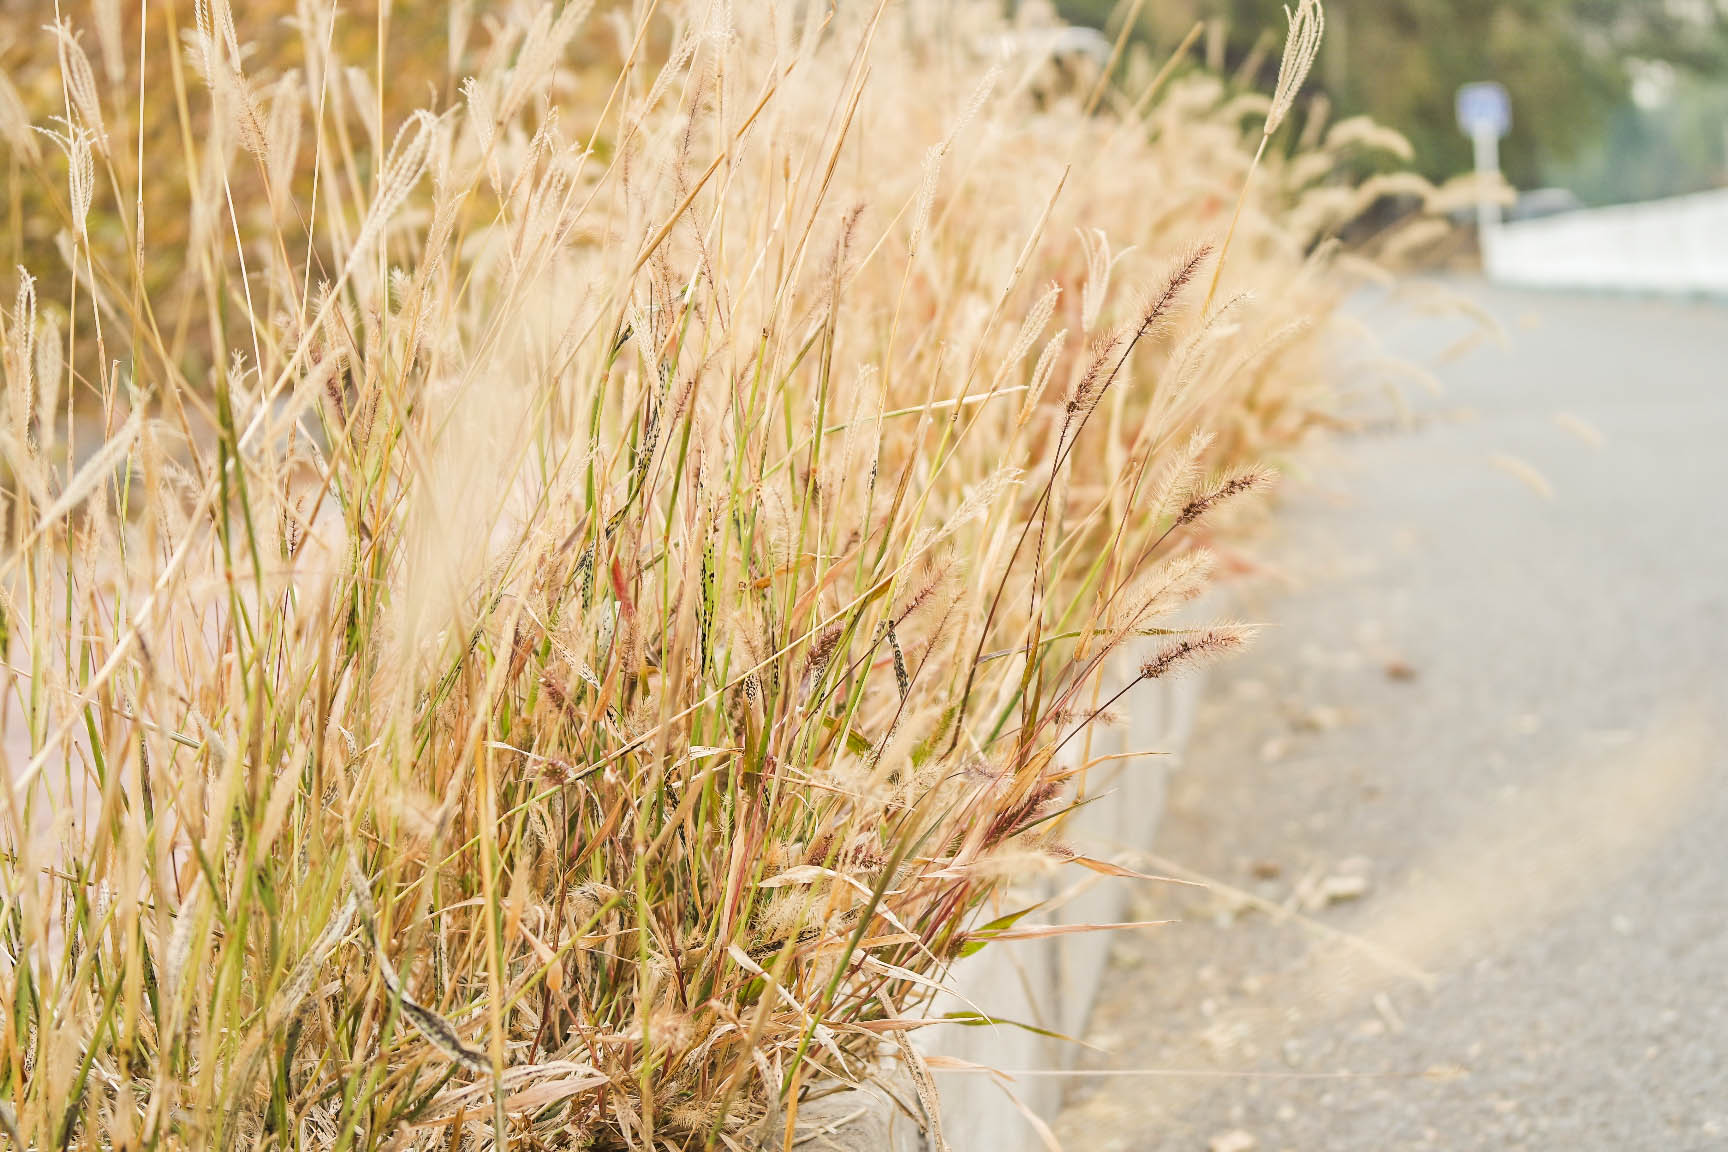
[1048,0,1728,205]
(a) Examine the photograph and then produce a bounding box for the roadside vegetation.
[0,1,1422,1147]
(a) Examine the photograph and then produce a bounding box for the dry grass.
[0,1,1422,1147]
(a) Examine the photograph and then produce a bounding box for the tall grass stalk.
[1202,0,1326,314]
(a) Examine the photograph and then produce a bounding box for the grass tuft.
[0,0,1420,1146]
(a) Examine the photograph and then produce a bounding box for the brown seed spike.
[1175,468,1278,527]
[1139,626,1252,680]
[1136,244,1213,338]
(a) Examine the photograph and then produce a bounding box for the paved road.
[1055,282,1728,1151]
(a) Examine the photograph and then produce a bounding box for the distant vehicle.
[1446,187,1585,228]
[1507,187,1585,222]
[1029,26,1113,67]
[987,25,1113,104]
[987,25,1112,66]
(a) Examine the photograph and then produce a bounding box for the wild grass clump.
[0,1,1412,1146]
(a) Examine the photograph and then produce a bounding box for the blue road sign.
[1456,82,1512,138]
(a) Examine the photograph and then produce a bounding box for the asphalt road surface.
[1055,282,1728,1151]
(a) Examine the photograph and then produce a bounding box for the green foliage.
[1059,0,1728,201]
[1551,72,1728,204]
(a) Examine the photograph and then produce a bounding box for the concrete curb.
[925,666,1204,1151]
[802,663,1207,1151]
[1485,187,1728,299]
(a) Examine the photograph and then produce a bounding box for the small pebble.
[1208,1130,1257,1152]
[1296,705,1344,731]
[1373,991,1406,1035]
[1319,873,1370,903]
[1297,857,1374,911]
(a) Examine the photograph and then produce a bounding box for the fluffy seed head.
[1267,0,1325,137]
[1175,467,1278,527]
[49,21,109,154]
[1139,624,1256,680]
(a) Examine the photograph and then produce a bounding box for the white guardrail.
[1485,187,1728,298]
